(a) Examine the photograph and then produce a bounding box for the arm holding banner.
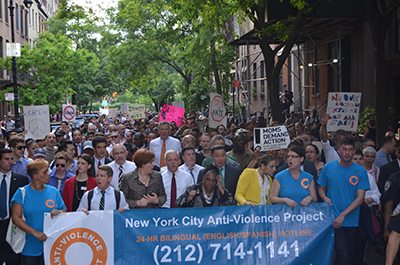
[320,113,328,143]
[270,179,298,208]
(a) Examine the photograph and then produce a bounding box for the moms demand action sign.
[44,203,334,265]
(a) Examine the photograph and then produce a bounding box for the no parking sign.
[62,105,76,122]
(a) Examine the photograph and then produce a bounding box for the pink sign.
[159,105,185,126]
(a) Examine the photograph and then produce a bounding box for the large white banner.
[23,105,50,140]
[326,92,361,132]
[44,211,114,265]
[209,93,227,129]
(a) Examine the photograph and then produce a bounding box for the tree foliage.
[107,0,235,112]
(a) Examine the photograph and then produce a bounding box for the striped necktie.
[99,190,106,210]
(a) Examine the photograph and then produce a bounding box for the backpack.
[87,189,120,210]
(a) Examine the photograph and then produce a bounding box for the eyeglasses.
[340,147,354,152]
[286,155,299,159]
[111,135,119,139]
[113,151,125,156]
[17,146,26,150]
[305,151,316,154]
[56,164,66,168]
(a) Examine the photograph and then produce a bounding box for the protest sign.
[159,104,185,126]
[209,93,227,128]
[253,126,290,152]
[326,92,361,132]
[172,101,185,109]
[99,108,108,115]
[127,104,146,120]
[108,108,118,118]
[62,104,76,122]
[23,105,50,140]
[44,204,334,265]
[121,103,129,113]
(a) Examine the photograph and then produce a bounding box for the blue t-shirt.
[275,169,314,205]
[318,160,370,227]
[11,184,66,257]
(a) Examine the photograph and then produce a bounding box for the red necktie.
[170,173,176,208]
[98,160,101,167]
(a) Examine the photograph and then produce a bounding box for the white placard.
[6,43,21,57]
[209,92,227,129]
[5,93,14,101]
[326,92,361,132]
[253,126,290,152]
[127,104,145,120]
[62,104,76,122]
[108,108,118,118]
[172,101,185,109]
[23,105,50,140]
[120,103,129,113]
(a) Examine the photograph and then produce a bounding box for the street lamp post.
[8,0,33,131]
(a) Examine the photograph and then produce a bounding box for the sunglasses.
[111,135,119,139]
[56,164,66,168]
[17,146,26,150]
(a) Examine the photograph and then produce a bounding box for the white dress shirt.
[77,186,129,211]
[179,164,204,184]
[161,169,193,208]
[107,160,137,190]
[149,137,182,167]
[321,140,340,163]
[366,173,381,207]
[94,157,106,175]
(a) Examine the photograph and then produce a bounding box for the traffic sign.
[233,80,241,87]
[5,93,14,101]
[62,105,76,121]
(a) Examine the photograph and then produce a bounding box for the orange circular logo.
[349,176,359,186]
[50,228,107,265]
[45,199,55,209]
[301,178,310,189]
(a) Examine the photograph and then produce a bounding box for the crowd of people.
[0,109,399,265]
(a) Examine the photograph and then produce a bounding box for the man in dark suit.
[378,141,400,194]
[0,148,29,265]
[92,136,113,176]
[197,145,240,196]
[72,129,83,157]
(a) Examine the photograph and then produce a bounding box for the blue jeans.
[334,226,358,265]
[22,254,44,265]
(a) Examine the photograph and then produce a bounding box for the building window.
[0,37,3,79]
[21,8,23,34]
[253,63,257,90]
[25,11,28,37]
[15,4,19,31]
[0,0,2,20]
[4,0,8,23]
[260,60,265,91]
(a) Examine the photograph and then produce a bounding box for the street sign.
[62,105,76,122]
[232,80,241,87]
[6,43,21,57]
[5,93,14,101]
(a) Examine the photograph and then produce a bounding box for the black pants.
[0,220,21,265]
[22,254,44,265]
[334,226,358,265]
